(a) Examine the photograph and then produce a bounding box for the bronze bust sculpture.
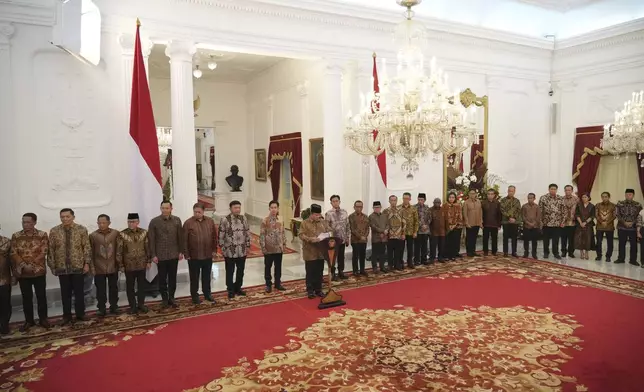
[225,165,244,192]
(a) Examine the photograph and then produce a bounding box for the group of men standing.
[0,199,260,335]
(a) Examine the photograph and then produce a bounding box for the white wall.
[150,77,248,193]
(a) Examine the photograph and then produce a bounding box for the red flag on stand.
[128,19,162,226]
[372,53,387,187]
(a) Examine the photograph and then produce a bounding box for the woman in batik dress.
[575,193,595,260]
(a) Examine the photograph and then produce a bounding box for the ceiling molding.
[0,0,57,26]
[512,0,601,12]
[556,18,644,51]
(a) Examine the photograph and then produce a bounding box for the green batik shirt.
[500,196,522,225]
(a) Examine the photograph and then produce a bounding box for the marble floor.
[8,225,644,323]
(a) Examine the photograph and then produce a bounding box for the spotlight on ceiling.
[193,65,202,79]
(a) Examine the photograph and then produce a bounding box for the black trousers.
[617,229,637,263]
[523,228,539,256]
[446,229,463,259]
[19,275,47,323]
[188,259,212,298]
[351,243,367,273]
[482,227,498,254]
[59,274,85,319]
[414,234,429,263]
[596,230,614,258]
[561,226,576,255]
[387,239,405,269]
[264,253,283,286]
[542,226,561,256]
[332,243,346,275]
[430,235,445,260]
[158,259,179,301]
[371,242,387,269]
[125,270,146,308]
[465,226,479,255]
[94,272,119,311]
[224,257,246,293]
[0,284,11,329]
[502,224,519,255]
[305,259,325,293]
[404,235,415,266]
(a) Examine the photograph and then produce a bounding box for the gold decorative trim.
[571,146,606,182]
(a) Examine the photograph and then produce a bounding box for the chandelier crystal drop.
[344,0,480,173]
[601,91,644,165]
[193,65,202,79]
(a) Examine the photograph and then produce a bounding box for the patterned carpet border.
[2,256,644,349]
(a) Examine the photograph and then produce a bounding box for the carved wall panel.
[585,80,644,125]
[34,51,112,209]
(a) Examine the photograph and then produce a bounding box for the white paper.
[317,232,330,241]
[146,262,158,282]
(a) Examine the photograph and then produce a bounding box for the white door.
[279,159,294,225]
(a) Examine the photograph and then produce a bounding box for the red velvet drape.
[572,126,604,195]
[267,132,303,217]
[470,135,484,171]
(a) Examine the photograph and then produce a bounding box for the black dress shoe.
[96,309,107,318]
[629,260,640,266]
[39,320,51,329]
[160,300,169,309]
[192,297,201,305]
[568,252,575,258]
[76,316,87,322]
[503,253,509,257]
[614,259,625,264]
[169,300,179,309]
[61,317,73,326]
[307,292,316,299]
[512,253,519,258]
[595,256,602,261]
[605,258,612,262]
[227,292,235,299]
[265,286,272,293]
[554,255,562,260]
[204,295,216,302]
[19,322,35,333]
[127,307,138,315]
[138,305,149,314]
[236,290,247,296]
[523,253,529,258]
[109,307,121,315]
[360,271,368,277]
[275,284,287,291]
[338,274,348,280]
[532,254,538,259]
[332,275,339,282]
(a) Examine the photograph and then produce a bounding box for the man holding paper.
[299,204,331,299]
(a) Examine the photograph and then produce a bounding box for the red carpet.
[197,194,215,209]
[213,232,296,262]
[2,258,644,391]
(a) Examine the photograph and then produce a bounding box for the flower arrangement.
[448,163,505,202]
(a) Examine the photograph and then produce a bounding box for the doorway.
[279,158,294,224]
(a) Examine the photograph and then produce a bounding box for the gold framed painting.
[255,148,267,181]
[309,138,324,200]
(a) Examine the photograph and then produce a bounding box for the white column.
[166,40,197,221]
[0,22,16,232]
[355,65,373,208]
[297,81,310,207]
[322,60,345,202]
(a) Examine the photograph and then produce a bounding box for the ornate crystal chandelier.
[601,91,644,161]
[344,0,479,174]
[156,127,172,153]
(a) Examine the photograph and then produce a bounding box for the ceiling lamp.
[193,65,202,79]
[208,56,218,70]
[344,0,479,174]
[601,90,644,162]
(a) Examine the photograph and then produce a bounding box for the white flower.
[470,174,477,182]
[463,179,471,187]
[456,176,463,185]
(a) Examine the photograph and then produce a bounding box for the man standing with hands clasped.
[183,203,217,304]
[259,200,287,293]
[369,201,388,273]
[219,200,251,299]
[119,213,151,314]
[89,214,121,317]
[325,195,350,281]
[349,200,370,276]
[148,201,184,309]
[500,186,522,257]
[415,193,432,265]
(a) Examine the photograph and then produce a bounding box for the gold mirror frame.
[443,88,489,195]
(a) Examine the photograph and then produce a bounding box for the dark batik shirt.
[369,212,389,243]
[482,200,502,228]
[218,214,251,258]
[500,196,522,225]
[119,228,149,272]
[415,203,432,234]
[384,206,405,239]
[539,194,567,228]
[595,202,616,231]
[183,216,218,260]
[48,223,91,275]
[259,215,286,254]
[148,215,184,261]
[616,199,642,231]
[349,212,370,244]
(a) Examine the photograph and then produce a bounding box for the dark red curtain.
[636,155,644,197]
[470,135,484,171]
[572,126,604,195]
[267,132,303,217]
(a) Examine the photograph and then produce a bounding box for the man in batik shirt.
[11,212,49,331]
[415,193,432,265]
[325,195,350,280]
[400,192,419,268]
[429,198,446,262]
[183,203,217,303]
[48,208,91,324]
[219,200,251,299]
[616,188,642,265]
[521,193,541,259]
[349,200,370,276]
[462,190,482,257]
[369,201,388,273]
[595,192,616,262]
[539,184,567,260]
[561,185,579,258]
[89,214,121,317]
[119,213,151,314]
[260,200,287,293]
[385,195,406,270]
[500,185,522,257]
[0,233,13,335]
[299,204,331,299]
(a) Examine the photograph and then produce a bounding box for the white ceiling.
[148,45,286,83]
[300,0,644,38]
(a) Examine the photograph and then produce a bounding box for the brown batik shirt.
[522,203,542,229]
[563,195,579,226]
[10,229,49,278]
[0,236,12,286]
[443,202,464,231]
[47,223,91,275]
[349,212,370,244]
[384,206,406,240]
[430,206,446,236]
[369,212,389,243]
[148,214,184,261]
[260,215,287,254]
[89,228,121,275]
[118,228,150,272]
[184,216,218,260]
[595,201,616,231]
[299,217,331,261]
[400,204,419,236]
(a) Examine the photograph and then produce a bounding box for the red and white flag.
[372,53,387,187]
[128,19,162,227]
